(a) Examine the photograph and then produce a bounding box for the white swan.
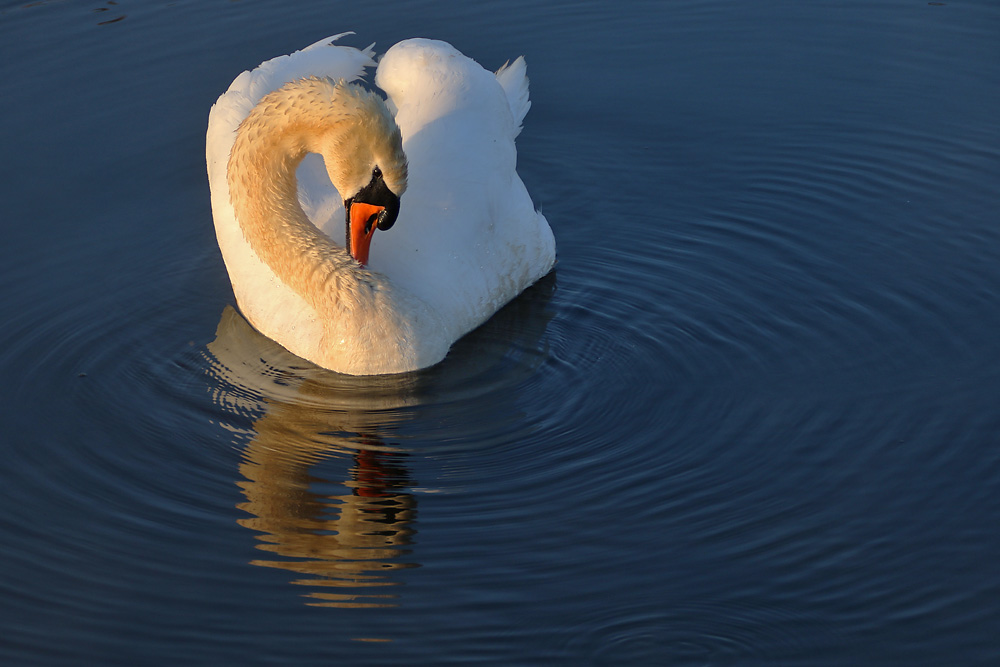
[207,34,556,375]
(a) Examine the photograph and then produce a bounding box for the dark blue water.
[2,0,999,664]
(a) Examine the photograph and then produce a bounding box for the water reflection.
[206,307,422,608]
[203,275,556,607]
[238,435,417,609]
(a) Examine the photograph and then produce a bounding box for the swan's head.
[344,163,404,267]
[317,82,408,267]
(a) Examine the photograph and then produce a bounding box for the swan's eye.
[372,165,382,179]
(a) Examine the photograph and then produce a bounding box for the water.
[2,0,999,663]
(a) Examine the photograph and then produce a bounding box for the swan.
[206,33,556,375]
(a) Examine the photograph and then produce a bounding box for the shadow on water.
[202,273,557,607]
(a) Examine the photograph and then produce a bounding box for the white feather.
[207,34,556,375]
[495,56,531,137]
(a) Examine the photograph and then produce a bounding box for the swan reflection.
[204,274,556,607]
[206,307,421,607]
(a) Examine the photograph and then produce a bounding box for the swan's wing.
[372,40,555,337]
[208,32,374,172]
[209,33,374,136]
[495,56,530,138]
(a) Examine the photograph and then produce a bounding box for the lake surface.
[2,0,999,664]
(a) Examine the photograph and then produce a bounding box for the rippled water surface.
[2,0,1000,664]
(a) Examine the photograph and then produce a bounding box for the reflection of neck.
[236,423,417,603]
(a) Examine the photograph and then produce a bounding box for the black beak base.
[345,166,401,233]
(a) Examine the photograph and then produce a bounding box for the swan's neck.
[226,79,376,316]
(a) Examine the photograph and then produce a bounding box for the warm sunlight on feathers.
[207,34,556,375]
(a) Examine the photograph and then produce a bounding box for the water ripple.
[2,1,999,657]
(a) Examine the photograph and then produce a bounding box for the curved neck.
[226,81,372,315]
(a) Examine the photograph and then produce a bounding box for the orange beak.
[348,202,384,267]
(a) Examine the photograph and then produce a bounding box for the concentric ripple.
[3,0,1000,661]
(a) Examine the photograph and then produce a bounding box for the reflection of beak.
[348,202,384,266]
